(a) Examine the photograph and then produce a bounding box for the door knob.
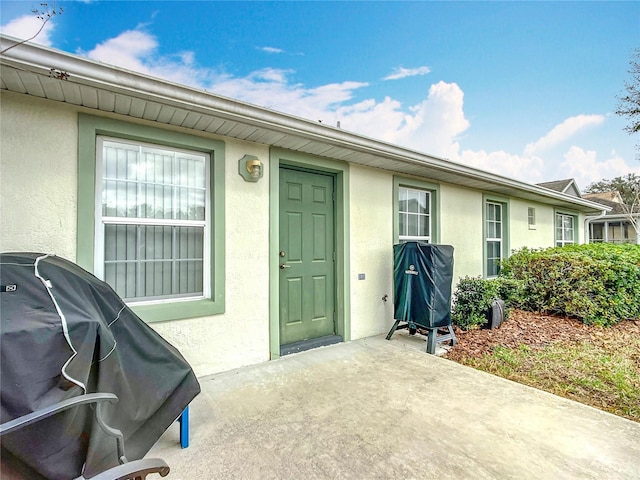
[280,264,291,269]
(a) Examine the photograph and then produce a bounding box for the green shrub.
[500,244,640,326]
[451,276,500,330]
[492,276,525,308]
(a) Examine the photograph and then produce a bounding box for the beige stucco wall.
[0,94,78,259]
[349,165,394,339]
[510,200,585,251]
[439,183,484,281]
[510,199,555,250]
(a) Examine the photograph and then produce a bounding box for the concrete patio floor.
[150,333,640,479]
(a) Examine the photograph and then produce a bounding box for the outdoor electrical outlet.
[358,273,365,280]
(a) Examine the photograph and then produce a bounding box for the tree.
[0,2,62,55]
[586,173,640,206]
[585,174,640,242]
[616,48,640,153]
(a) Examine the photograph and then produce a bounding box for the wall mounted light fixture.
[238,154,264,182]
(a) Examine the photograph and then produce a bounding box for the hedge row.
[500,244,640,326]
[452,243,640,328]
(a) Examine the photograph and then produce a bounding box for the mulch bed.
[443,309,640,362]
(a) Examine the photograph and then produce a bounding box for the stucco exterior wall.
[0,93,78,259]
[509,199,556,250]
[348,165,394,339]
[510,200,585,250]
[439,183,484,281]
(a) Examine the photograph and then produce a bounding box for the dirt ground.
[443,309,640,362]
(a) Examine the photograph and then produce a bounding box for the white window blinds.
[96,137,209,302]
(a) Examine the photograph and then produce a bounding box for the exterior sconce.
[238,155,264,182]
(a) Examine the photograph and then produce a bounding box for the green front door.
[279,167,336,345]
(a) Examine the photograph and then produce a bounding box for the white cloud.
[258,46,284,54]
[0,14,55,46]
[524,114,605,156]
[211,69,369,122]
[306,80,469,158]
[80,30,215,87]
[560,146,640,189]
[335,97,407,142]
[82,30,157,72]
[384,66,431,81]
[250,68,291,83]
[396,81,470,158]
[457,149,546,183]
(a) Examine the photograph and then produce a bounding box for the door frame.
[269,148,350,359]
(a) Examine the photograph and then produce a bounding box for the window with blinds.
[95,137,210,303]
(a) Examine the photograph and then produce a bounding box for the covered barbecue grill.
[0,253,200,479]
[386,242,457,353]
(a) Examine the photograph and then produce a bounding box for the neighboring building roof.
[582,191,624,204]
[0,34,609,214]
[583,192,640,217]
[536,179,581,197]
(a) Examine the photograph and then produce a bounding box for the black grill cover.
[0,253,200,479]
[393,242,454,329]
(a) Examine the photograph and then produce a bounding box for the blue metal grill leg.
[178,407,189,449]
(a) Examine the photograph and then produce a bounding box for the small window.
[398,186,431,243]
[555,213,575,247]
[528,207,536,229]
[95,137,210,303]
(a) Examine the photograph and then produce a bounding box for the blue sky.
[2,1,639,188]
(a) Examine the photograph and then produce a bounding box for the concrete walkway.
[150,334,640,479]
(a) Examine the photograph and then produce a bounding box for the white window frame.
[528,207,536,229]
[95,136,211,304]
[555,213,575,247]
[485,201,504,277]
[398,186,432,243]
